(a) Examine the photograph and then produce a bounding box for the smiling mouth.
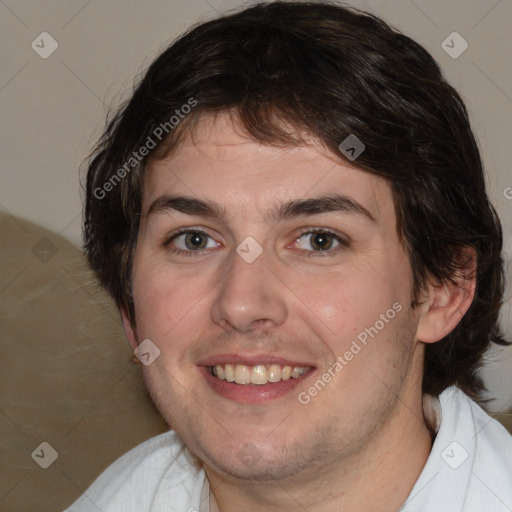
[209,363,312,385]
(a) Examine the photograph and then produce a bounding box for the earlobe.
[416,249,477,344]
[121,307,139,350]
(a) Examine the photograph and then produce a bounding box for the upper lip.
[197,353,315,368]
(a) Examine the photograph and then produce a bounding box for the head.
[83,0,507,482]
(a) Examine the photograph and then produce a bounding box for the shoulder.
[442,387,512,507]
[403,387,512,511]
[442,387,512,462]
[63,430,205,512]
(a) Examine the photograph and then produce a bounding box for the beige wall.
[1,0,511,510]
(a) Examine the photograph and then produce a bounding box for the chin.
[206,449,314,483]
[200,425,339,484]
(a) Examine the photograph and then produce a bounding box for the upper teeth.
[212,364,309,385]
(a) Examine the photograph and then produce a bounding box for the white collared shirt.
[63,386,512,511]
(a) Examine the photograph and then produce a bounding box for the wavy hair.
[83,0,508,401]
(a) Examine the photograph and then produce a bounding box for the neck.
[205,384,433,512]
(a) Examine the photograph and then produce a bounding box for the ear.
[416,248,477,344]
[121,306,139,350]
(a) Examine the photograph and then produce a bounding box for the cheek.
[131,262,179,337]
[299,269,399,336]
[131,262,213,353]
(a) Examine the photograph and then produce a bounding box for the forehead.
[142,112,394,225]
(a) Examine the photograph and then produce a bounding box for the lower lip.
[199,366,314,404]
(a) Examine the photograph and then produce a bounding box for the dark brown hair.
[83,0,508,401]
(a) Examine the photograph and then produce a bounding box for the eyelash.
[294,227,349,257]
[164,227,349,258]
[164,228,215,258]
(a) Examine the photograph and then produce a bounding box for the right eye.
[166,229,220,256]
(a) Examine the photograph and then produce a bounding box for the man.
[66,1,512,510]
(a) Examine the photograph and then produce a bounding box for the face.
[125,112,425,483]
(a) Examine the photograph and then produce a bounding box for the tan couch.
[0,213,168,511]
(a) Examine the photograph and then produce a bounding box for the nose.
[210,245,288,333]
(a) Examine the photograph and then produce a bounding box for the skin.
[122,112,475,512]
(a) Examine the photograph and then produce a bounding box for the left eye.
[295,231,343,251]
[171,231,219,251]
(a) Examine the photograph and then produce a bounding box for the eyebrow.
[146,193,376,224]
